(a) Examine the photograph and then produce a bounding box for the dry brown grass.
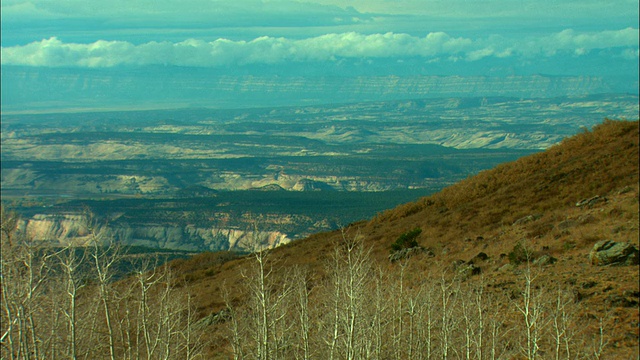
[167,119,639,357]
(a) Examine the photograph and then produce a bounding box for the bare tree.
[590,309,609,360]
[389,260,407,360]
[247,249,272,360]
[134,255,166,360]
[291,267,312,360]
[416,281,436,360]
[57,244,90,360]
[550,287,577,360]
[224,285,246,360]
[1,207,209,360]
[1,209,52,359]
[335,230,372,360]
[235,246,293,360]
[438,271,460,360]
[89,231,120,360]
[513,260,548,360]
[486,289,510,360]
[178,289,207,360]
[458,279,488,360]
[368,268,391,360]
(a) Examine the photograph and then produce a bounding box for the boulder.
[457,263,481,279]
[194,308,231,329]
[557,219,578,230]
[576,195,606,208]
[467,252,489,266]
[513,214,543,226]
[589,240,639,266]
[533,254,557,266]
[389,246,434,262]
[498,263,514,272]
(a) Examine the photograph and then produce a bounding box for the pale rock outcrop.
[589,240,639,266]
[20,213,291,252]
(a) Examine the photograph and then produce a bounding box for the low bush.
[508,242,531,265]
[390,228,422,253]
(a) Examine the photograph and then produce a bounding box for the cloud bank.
[2,29,637,68]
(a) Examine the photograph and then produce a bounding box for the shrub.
[390,228,422,253]
[508,242,530,265]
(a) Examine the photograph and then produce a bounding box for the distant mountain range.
[3,64,638,112]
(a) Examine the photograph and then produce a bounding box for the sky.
[1,0,638,111]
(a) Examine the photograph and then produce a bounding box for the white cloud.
[620,48,640,59]
[2,29,638,68]
[541,28,639,54]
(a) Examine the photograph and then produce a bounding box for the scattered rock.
[195,308,231,329]
[533,254,557,266]
[471,252,489,262]
[612,225,626,234]
[557,219,578,230]
[577,214,596,225]
[589,240,639,266]
[513,214,543,226]
[617,186,633,195]
[576,195,606,208]
[572,288,595,303]
[451,259,466,270]
[498,263,514,272]
[493,280,515,289]
[606,294,639,308]
[457,263,481,278]
[389,246,434,262]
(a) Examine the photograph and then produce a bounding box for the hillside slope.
[170,119,639,358]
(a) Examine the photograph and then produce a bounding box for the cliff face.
[19,213,291,252]
[107,225,290,252]
[20,214,94,246]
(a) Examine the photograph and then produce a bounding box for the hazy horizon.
[1,0,638,112]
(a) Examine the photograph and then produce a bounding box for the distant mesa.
[175,185,218,197]
[251,184,286,191]
[292,179,336,191]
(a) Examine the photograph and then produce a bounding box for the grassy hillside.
[168,119,638,358]
[4,119,635,359]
